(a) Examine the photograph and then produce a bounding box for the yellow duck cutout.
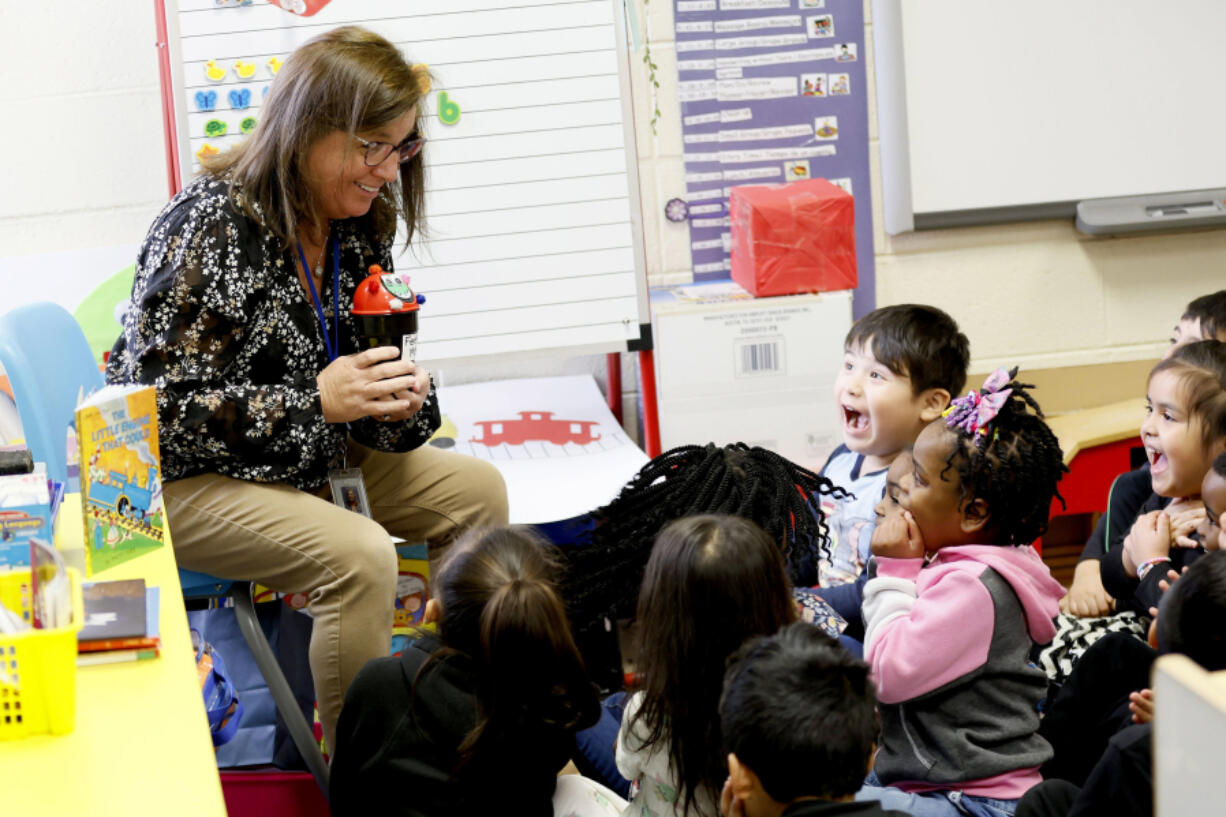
[233,60,257,80]
[411,63,431,96]
[204,60,227,83]
[267,56,282,76]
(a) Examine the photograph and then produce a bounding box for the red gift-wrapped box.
[729,179,857,297]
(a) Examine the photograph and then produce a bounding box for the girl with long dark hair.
[617,514,797,817]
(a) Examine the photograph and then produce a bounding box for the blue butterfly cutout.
[228,88,252,110]
[195,90,217,112]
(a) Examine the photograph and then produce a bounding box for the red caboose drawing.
[469,411,601,446]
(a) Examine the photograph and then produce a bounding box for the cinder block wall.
[3,1,1219,437]
[631,0,1223,380]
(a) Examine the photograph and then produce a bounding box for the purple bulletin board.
[672,0,874,316]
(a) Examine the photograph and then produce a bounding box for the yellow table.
[1,494,226,815]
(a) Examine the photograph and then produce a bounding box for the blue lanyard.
[297,238,340,362]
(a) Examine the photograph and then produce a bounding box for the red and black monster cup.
[351,264,425,362]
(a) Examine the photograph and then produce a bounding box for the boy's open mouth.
[843,405,869,432]
[1148,448,1168,475]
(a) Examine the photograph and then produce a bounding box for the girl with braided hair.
[560,442,843,633]
[562,443,845,796]
[855,367,1067,817]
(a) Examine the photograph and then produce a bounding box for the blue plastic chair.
[0,302,328,791]
[0,302,104,490]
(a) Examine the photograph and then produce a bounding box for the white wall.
[0,6,166,256]
[2,1,1222,429]
[632,1,1226,373]
[0,2,637,436]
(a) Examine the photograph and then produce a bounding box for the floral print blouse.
[107,173,440,491]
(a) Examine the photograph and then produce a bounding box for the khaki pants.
[163,441,508,752]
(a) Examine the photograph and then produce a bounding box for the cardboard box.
[729,179,857,297]
[651,283,852,473]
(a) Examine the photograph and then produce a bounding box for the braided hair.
[941,368,1067,545]
[558,443,844,645]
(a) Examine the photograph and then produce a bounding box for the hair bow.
[942,367,1013,446]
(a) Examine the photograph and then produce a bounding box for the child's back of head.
[560,444,841,684]
[1174,290,1226,352]
[432,526,597,759]
[329,527,599,816]
[629,514,797,815]
[721,621,877,805]
[1156,549,1226,671]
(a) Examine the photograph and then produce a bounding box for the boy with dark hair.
[1175,289,1226,350]
[810,304,970,633]
[718,621,906,817]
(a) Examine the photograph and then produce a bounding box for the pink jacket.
[863,545,1063,798]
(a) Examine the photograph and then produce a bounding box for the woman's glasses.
[355,133,424,166]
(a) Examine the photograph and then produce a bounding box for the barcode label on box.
[735,338,784,376]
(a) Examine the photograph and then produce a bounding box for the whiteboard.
[160,0,649,364]
[872,0,1226,233]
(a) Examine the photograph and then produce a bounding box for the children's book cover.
[76,385,165,575]
[78,578,148,642]
[394,543,430,636]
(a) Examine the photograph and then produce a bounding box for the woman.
[107,26,507,750]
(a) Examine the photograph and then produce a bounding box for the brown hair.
[844,303,970,397]
[428,527,597,765]
[630,515,797,817]
[1150,340,1226,449]
[202,25,427,248]
[1184,291,1226,342]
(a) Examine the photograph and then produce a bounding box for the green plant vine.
[641,0,662,134]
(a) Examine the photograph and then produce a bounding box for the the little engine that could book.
[76,385,165,576]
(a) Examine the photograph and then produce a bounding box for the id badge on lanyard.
[300,239,371,516]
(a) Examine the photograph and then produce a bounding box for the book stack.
[76,578,161,666]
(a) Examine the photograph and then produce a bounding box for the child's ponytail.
[431,527,598,766]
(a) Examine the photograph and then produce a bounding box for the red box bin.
[730,178,857,297]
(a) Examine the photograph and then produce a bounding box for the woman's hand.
[317,347,418,423]
[1122,511,1170,577]
[870,511,925,560]
[1059,559,1114,617]
[375,365,431,423]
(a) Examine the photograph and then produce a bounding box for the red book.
[78,635,161,653]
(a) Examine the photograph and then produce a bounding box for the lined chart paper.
[161,0,649,364]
